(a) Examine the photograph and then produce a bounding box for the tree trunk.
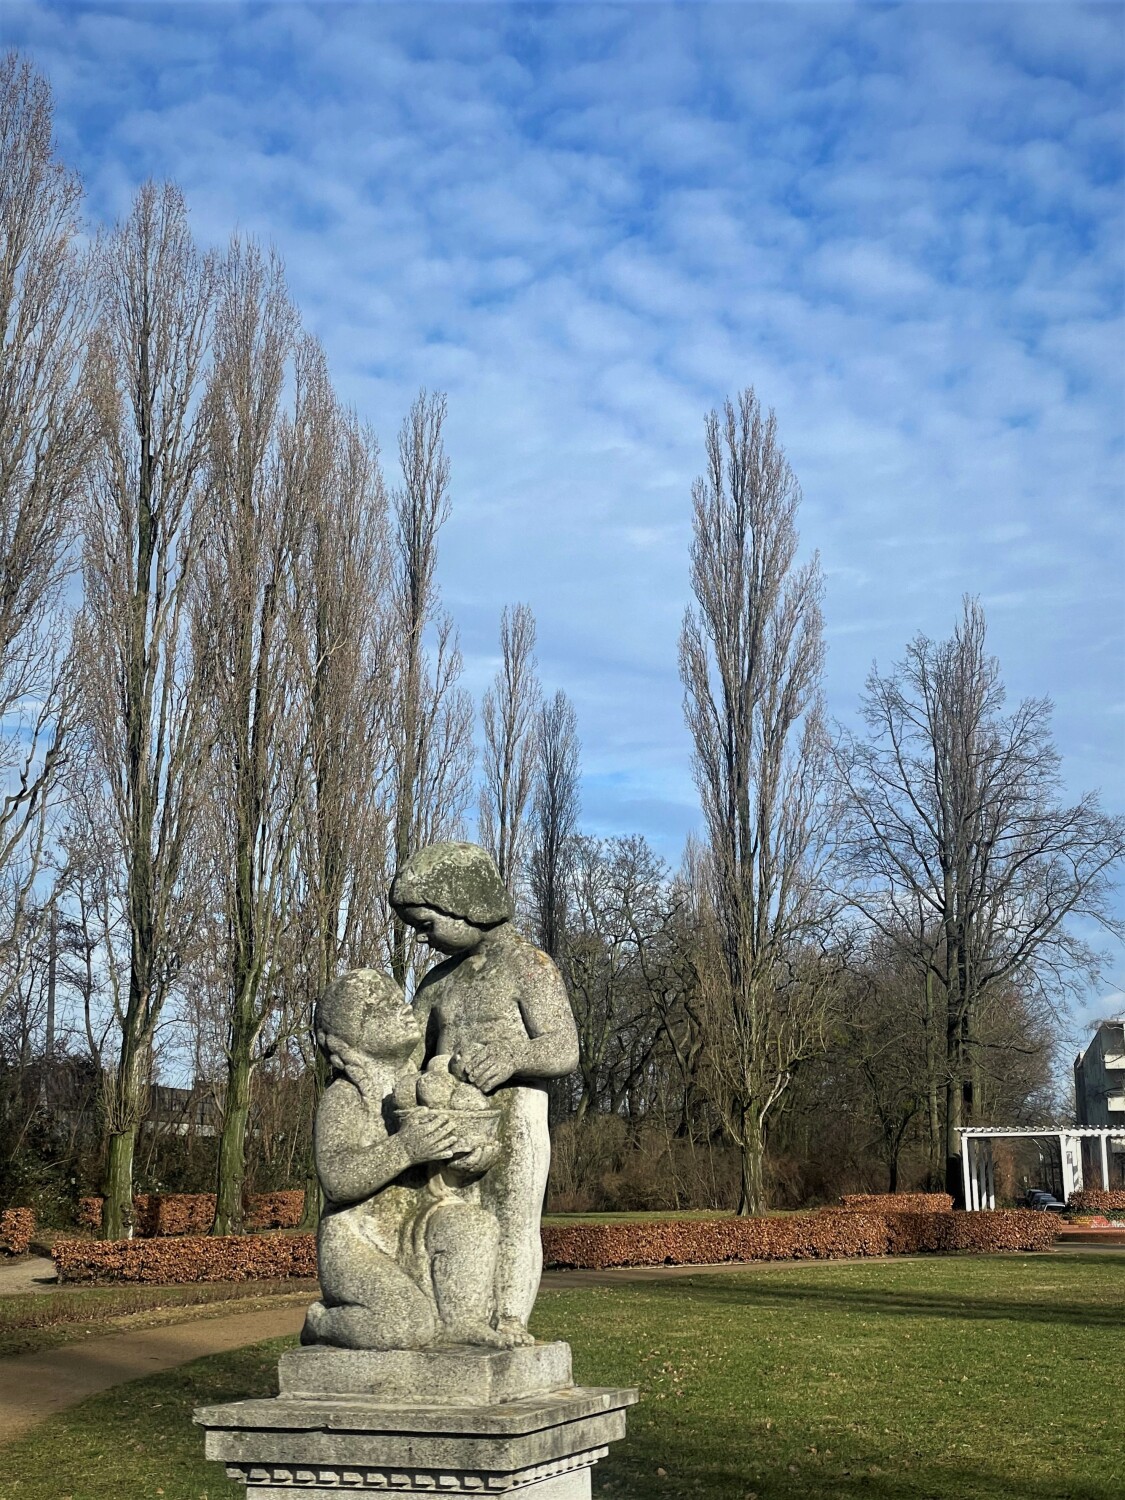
[102,1128,136,1240]
[296,1051,327,1232]
[736,1103,765,1216]
[944,1066,964,1204]
[212,1046,254,1235]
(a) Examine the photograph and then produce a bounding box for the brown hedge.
[0,1208,35,1255]
[1069,1189,1125,1212]
[76,1190,306,1236]
[54,1231,317,1284]
[53,1208,1056,1283]
[539,1209,1054,1270]
[838,1193,954,1213]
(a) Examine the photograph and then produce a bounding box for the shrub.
[1068,1189,1125,1213]
[839,1193,954,1214]
[53,1231,317,1284]
[540,1208,1053,1270]
[76,1190,306,1237]
[0,1208,35,1255]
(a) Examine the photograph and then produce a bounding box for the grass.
[0,1280,317,1358]
[0,1252,1119,1499]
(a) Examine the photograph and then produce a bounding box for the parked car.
[1024,1189,1067,1213]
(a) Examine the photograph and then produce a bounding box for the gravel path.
[0,1301,307,1446]
[0,1257,57,1297]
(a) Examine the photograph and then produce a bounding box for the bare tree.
[834,597,1125,1200]
[478,603,540,889]
[80,181,216,1238]
[197,238,304,1234]
[528,689,580,960]
[286,334,392,1225]
[0,54,90,1004]
[386,390,474,986]
[679,389,837,1215]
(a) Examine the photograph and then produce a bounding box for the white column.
[1060,1133,1073,1203]
[961,1134,973,1211]
[1100,1133,1110,1191]
[984,1140,996,1211]
[970,1139,982,1211]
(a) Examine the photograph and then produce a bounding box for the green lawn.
[1,1253,1119,1500]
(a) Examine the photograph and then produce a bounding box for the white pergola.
[958,1125,1125,1211]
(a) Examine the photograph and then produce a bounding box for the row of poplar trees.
[0,55,589,1237]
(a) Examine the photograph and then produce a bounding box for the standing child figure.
[391,842,579,1345]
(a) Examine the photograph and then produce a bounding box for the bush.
[53,1231,317,1284]
[0,1208,35,1255]
[76,1190,306,1237]
[1068,1189,1125,1213]
[53,1207,1056,1283]
[540,1208,1054,1270]
[839,1193,954,1213]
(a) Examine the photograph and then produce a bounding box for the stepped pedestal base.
[194,1344,637,1497]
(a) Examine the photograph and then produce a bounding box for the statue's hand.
[323,1033,380,1104]
[450,1042,521,1094]
[398,1111,460,1165]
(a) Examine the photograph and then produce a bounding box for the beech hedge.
[0,1208,35,1255]
[539,1209,1054,1270]
[54,1231,317,1284]
[1068,1189,1125,1212]
[76,1190,305,1236]
[838,1193,954,1213]
[52,1208,1057,1283]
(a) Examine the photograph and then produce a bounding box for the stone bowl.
[396,1104,502,1158]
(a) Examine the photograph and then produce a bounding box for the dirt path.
[0,1301,307,1445]
[0,1257,57,1297]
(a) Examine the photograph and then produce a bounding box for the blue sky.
[5,1,1123,1028]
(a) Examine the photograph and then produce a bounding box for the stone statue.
[302,842,579,1352]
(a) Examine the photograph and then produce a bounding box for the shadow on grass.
[612,1417,1114,1500]
[632,1274,1121,1330]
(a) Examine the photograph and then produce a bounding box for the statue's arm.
[513,951,580,1080]
[314,1084,412,1207]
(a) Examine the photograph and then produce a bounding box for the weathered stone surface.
[390,841,515,928]
[277,1342,573,1404]
[301,842,578,1354]
[194,1384,636,1495]
[395,848,579,1350]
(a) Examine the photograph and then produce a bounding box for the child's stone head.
[390,843,513,955]
[316,969,419,1062]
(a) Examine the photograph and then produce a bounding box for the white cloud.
[8,0,1123,997]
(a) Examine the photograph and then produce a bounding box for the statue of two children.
[301,842,578,1352]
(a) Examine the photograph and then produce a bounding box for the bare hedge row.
[54,1230,318,1283]
[540,1209,1054,1269]
[76,1190,305,1237]
[838,1192,953,1213]
[52,1209,1056,1283]
[0,1208,35,1255]
[1069,1189,1125,1212]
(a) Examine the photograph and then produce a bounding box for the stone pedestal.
[194,1344,636,1497]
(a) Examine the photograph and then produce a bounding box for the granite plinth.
[193,1379,637,1497]
[278,1342,573,1404]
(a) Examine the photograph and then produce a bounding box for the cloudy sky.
[7,2,1123,1024]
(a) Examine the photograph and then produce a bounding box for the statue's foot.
[300,1302,328,1345]
[494,1316,535,1348]
[443,1317,516,1349]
